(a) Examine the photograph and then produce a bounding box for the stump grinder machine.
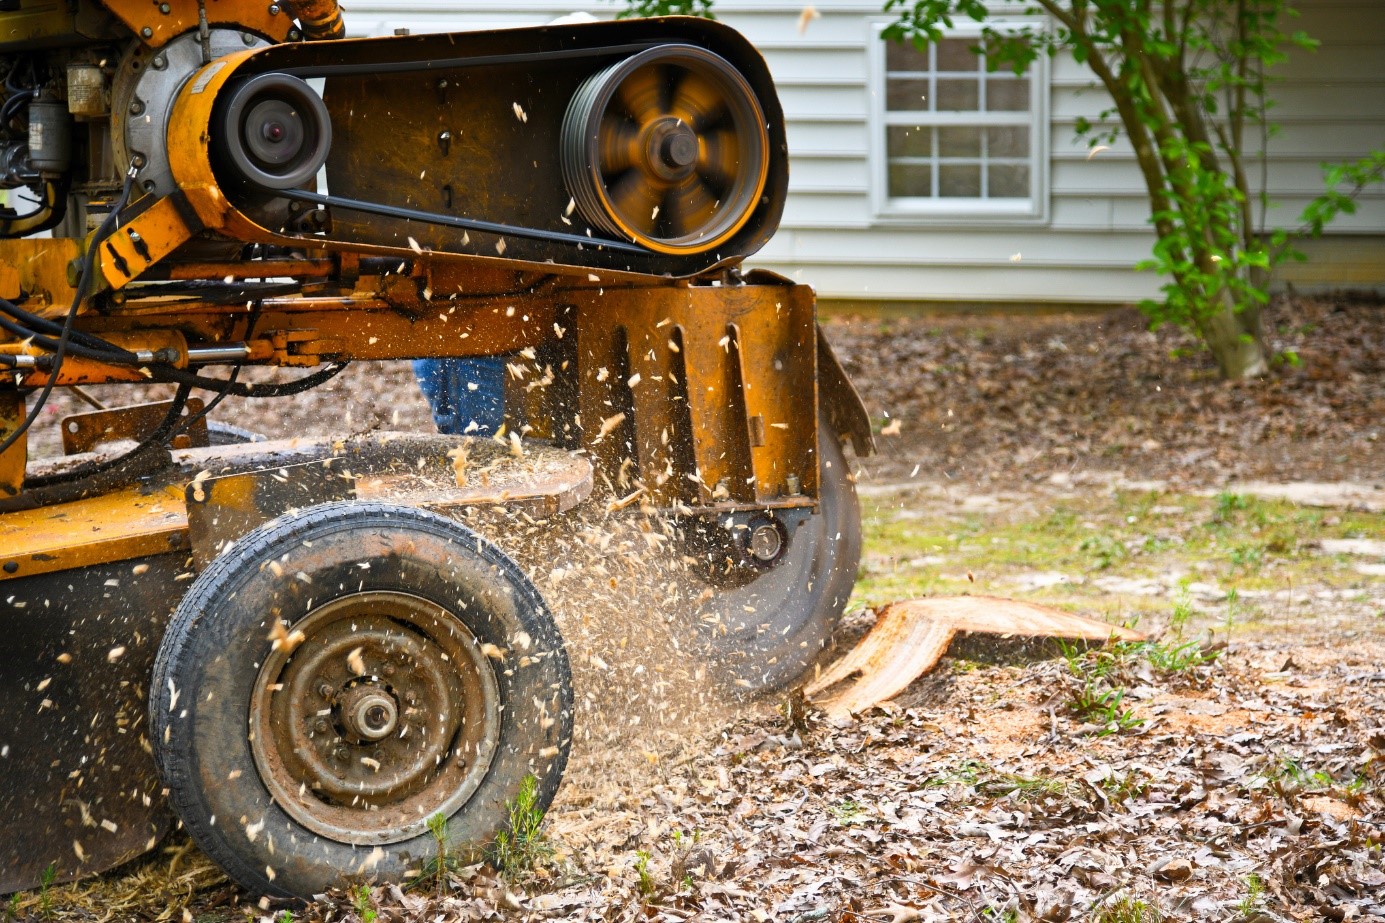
[0,0,874,899]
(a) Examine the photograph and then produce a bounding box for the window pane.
[988,164,1030,197]
[938,126,981,157]
[986,126,1029,157]
[886,77,931,110]
[939,164,981,197]
[887,125,933,157]
[986,78,1030,111]
[888,162,933,197]
[935,78,979,111]
[935,37,977,72]
[885,40,929,73]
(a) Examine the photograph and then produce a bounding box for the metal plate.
[60,398,208,456]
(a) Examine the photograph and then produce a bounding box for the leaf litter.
[14,294,1384,922]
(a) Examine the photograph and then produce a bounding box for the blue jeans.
[412,356,507,436]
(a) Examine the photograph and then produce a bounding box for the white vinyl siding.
[343,0,1385,302]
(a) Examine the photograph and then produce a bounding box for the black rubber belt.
[279,188,649,255]
[263,42,673,255]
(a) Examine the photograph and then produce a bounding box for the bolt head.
[158,2,171,12]
[268,3,281,14]
[140,26,153,38]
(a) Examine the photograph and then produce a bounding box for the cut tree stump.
[805,596,1143,719]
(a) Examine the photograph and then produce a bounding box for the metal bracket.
[185,460,355,568]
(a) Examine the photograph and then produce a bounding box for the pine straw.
[16,839,231,922]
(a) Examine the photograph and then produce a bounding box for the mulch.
[825,292,1385,488]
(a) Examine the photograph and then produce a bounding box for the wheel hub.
[249,591,500,844]
[337,682,400,742]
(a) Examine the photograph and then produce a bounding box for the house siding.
[343,0,1385,304]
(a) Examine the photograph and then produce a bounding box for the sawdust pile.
[460,497,738,801]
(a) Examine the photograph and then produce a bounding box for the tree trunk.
[1199,295,1268,378]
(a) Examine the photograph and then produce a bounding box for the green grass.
[1095,895,1163,923]
[490,774,555,885]
[927,760,1070,800]
[852,488,1383,631]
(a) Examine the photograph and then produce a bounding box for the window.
[871,22,1047,221]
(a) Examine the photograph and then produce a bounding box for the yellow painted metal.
[566,281,818,508]
[0,484,188,581]
[20,330,189,386]
[99,0,291,49]
[1,390,26,500]
[0,238,83,311]
[98,194,202,291]
[61,398,208,454]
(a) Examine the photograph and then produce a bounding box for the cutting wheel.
[561,44,770,254]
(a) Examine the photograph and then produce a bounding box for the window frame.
[867,17,1050,225]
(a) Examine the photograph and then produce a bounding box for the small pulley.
[560,45,769,255]
[211,72,332,192]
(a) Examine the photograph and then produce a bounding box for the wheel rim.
[561,45,769,255]
[249,591,500,845]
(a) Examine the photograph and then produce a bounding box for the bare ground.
[11,294,1385,922]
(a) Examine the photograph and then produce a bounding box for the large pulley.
[561,45,770,255]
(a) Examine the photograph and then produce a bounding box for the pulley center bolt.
[264,122,286,142]
[645,118,699,180]
[662,130,698,169]
[339,686,399,741]
[749,522,785,562]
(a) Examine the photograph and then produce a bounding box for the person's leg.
[412,356,508,436]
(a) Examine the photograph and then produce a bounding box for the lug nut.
[314,718,329,733]
[318,683,334,698]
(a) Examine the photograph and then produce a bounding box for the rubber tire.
[149,501,573,899]
[205,420,267,445]
[700,414,862,692]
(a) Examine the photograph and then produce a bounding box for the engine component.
[561,44,769,254]
[113,28,270,197]
[210,72,331,191]
[26,94,70,174]
[0,140,38,187]
[65,62,107,119]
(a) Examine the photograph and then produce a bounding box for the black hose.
[23,382,192,488]
[0,170,136,460]
[146,360,348,397]
[0,298,137,357]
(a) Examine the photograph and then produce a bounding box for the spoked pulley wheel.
[150,501,573,899]
[561,44,770,254]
